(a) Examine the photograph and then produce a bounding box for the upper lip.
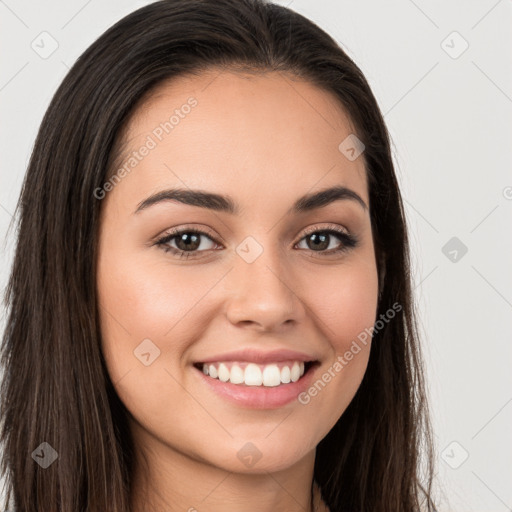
[196,348,319,365]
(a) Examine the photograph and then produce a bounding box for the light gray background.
[1,1,511,511]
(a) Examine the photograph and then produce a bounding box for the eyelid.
[155,224,220,243]
[298,222,350,240]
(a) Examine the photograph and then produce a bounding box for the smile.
[195,360,316,387]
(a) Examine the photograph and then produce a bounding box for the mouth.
[193,360,319,387]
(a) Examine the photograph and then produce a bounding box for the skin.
[96,69,379,512]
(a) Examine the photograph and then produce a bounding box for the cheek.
[298,260,378,427]
[307,259,379,349]
[98,245,204,338]
[96,244,224,390]
[96,252,204,427]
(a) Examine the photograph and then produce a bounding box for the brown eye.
[155,229,219,258]
[303,231,331,251]
[296,228,358,255]
[173,232,202,251]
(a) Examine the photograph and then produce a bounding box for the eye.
[155,227,220,259]
[154,223,358,259]
[295,224,358,255]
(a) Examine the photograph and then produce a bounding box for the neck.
[130,438,318,512]
[312,480,330,512]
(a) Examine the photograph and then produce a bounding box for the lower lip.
[193,363,320,409]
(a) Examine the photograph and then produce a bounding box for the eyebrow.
[134,185,368,215]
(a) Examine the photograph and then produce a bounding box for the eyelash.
[154,224,358,260]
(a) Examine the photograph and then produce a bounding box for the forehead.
[108,69,368,212]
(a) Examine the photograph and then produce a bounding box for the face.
[97,69,378,479]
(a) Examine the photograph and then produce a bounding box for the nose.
[224,243,304,332]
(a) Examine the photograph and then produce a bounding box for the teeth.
[200,360,308,387]
[262,365,281,387]
[290,362,301,382]
[229,365,244,384]
[280,365,291,384]
[208,364,218,379]
[245,363,262,386]
[218,363,230,382]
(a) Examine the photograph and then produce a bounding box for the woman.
[0,0,437,510]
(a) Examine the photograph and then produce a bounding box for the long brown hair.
[0,0,437,510]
